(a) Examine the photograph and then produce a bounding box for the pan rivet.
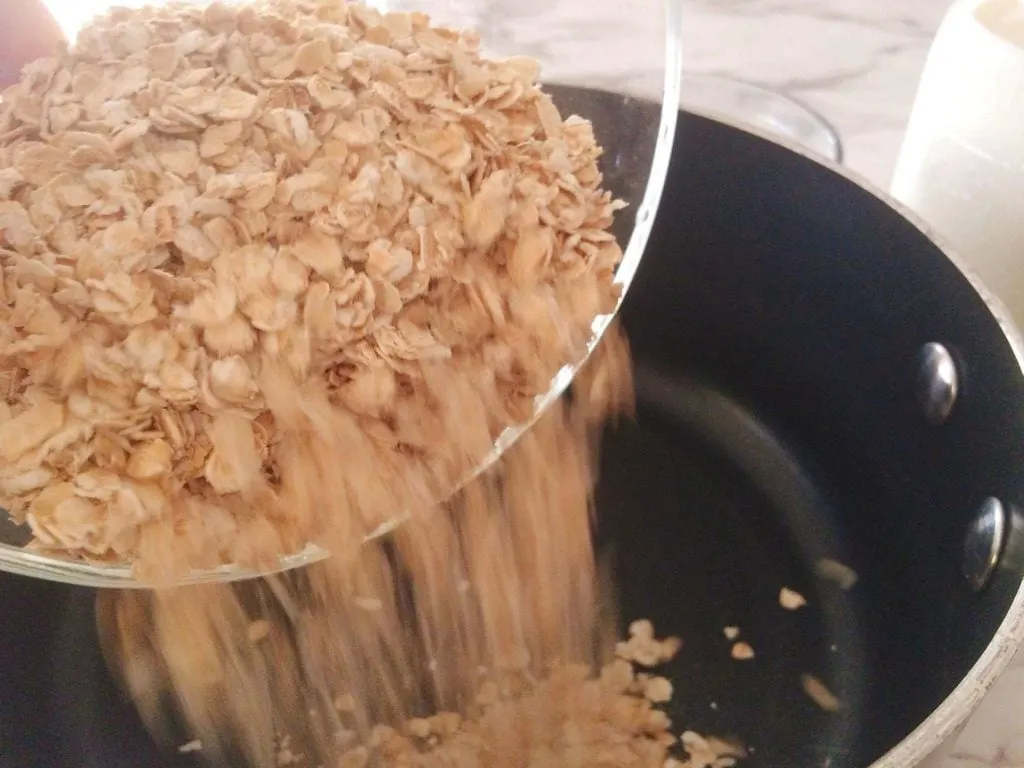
[963,497,1007,592]
[917,343,958,425]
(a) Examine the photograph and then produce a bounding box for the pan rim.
[684,109,1024,768]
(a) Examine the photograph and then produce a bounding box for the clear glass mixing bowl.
[680,74,843,163]
[0,0,682,586]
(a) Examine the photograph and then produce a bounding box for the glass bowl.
[0,0,682,586]
[680,74,843,163]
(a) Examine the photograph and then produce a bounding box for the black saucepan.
[2,104,1024,768]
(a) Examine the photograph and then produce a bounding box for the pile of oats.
[305,622,742,768]
[0,0,624,578]
[319,631,704,768]
[115,599,740,768]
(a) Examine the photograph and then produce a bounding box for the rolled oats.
[800,673,843,713]
[730,642,755,661]
[814,558,859,591]
[778,586,807,611]
[0,0,624,579]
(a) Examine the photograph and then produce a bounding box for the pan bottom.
[596,362,868,768]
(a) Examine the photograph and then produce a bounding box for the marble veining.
[678,0,949,188]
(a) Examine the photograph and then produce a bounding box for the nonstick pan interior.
[597,365,867,767]
[614,109,1024,766]
[2,108,1024,768]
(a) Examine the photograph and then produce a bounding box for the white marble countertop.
[679,0,948,189]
